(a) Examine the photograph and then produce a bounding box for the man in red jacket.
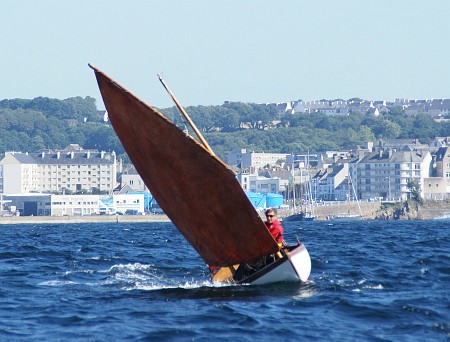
[265,208,284,247]
[231,208,285,281]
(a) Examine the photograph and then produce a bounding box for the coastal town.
[1,133,449,221]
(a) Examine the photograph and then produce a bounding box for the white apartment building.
[227,148,288,171]
[0,145,117,195]
[312,163,352,201]
[121,166,147,192]
[354,150,432,201]
[236,171,281,193]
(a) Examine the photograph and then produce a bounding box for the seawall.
[1,200,449,225]
[278,201,381,220]
[0,214,171,225]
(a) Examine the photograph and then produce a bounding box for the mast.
[306,153,315,217]
[157,74,215,156]
[349,173,363,216]
[300,167,303,214]
[291,154,296,214]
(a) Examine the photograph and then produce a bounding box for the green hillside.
[1,97,449,161]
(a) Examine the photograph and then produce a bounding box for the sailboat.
[331,173,362,221]
[283,167,315,222]
[89,64,311,285]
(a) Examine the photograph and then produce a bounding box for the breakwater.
[278,201,381,220]
[279,200,450,220]
[1,200,449,224]
[0,214,171,225]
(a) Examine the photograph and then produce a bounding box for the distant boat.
[283,212,314,222]
[330,213,361,221]
[330,174,362,221]
[284,161,315,222]
[89,64,311,286]
[433,213,450,220]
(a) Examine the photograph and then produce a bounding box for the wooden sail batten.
[157,74,215,156]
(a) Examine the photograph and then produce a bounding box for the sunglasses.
[266,214,275,218]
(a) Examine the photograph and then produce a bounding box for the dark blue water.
[0,220,449,341]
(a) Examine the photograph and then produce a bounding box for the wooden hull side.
[90,65,279,266]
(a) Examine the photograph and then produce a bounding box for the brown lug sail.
[89,64,279,266]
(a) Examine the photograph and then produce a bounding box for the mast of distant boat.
[157,74,216,156]
[349,173,363,216]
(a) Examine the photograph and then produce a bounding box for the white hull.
[241,243,311,285]
[331,214,361,221]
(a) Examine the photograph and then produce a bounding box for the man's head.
[265,208,277,223]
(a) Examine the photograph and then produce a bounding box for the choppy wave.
[0,221,449,341]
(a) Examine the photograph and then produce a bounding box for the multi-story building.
[0,144,117,195]
[227,149,288,171]
[425,146,450,199]
[120,166,148,192]
[233,141,450,203]
[354,150,432,201]
[236,170,281,193]
[313,163,350,201]
[435,146,450,179]
[285,152,320,169]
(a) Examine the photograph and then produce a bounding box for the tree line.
[1,97,449,161]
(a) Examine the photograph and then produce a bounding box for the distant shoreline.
[0,214,171,225]
[1,200,449,224]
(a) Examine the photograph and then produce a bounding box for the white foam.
[38,280,77,286]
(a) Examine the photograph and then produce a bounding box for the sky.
[1,1,450,109]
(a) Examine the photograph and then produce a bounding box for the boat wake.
[39,262,236,291]
[105,262,224,291]
[39,261,317,298]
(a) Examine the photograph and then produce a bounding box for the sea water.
[0,220,449,341]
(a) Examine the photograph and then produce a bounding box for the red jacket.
[265,219,284,244]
